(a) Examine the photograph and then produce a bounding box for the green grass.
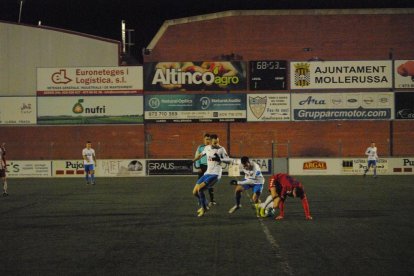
[1,176,413,275]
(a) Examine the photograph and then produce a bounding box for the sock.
[263,195,274,208]
[374,167,377,176]
[199,190,207,209]
[3,181,7,193]
[85,174,90,182]
[209,188,215,202]
[194,192,200,206]
[91,174,95,182]
[236,191,241,206]
[278,201,285,217]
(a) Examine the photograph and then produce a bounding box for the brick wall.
[2,120,411,159]
[147,13,414,61]
[143,11,414,159]
[393,121,414,156]
[0,125,145,159]
[143,120,413,159]
[230,121,392,158]
[145,123,228,158]
[2,11,414,160]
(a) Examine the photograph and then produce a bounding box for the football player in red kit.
[268,173,312,220]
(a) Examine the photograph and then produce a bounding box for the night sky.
[1,0,413,61]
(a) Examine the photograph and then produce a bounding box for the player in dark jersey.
[268,173,312,220]
[0,142,8,196]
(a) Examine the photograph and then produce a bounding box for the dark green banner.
[144,94,246,123]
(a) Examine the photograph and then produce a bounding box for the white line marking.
[247,191,293,275]
[258,219,293,275]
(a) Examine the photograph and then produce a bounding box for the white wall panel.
[0,22,120,96]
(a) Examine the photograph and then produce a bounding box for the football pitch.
[0,176,413,276]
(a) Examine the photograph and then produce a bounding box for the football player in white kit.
[82,141,97,185]
[228,156,264,214]
[363,142,378,178]
[193,134,229,217]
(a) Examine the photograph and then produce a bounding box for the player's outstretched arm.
[235,179,256,185]
[301,195,312,220]
[193,152,204,162]
[275,200,285,220]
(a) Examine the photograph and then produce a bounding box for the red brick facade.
[1,10,414,160]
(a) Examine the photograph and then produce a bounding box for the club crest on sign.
[249,96,267,119]
[294,63,310,87]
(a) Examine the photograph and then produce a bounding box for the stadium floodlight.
[121,20,126,54]
[18,0,25,24]
[121,20,135,55]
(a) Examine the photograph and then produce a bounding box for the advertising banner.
[97,159,146,177]
[37,66,143,96]
[291,92,394,120]
[247,94,290,121]
[194,158,273,175]
[395,60,414,89]
[289,158,341,175]
[0,97,36,125]
[144,61,247,91]
[340,158,388,175]
[387,158,414,174]
[6,160,51,177]
[52,159,146,177]
[290,157,414,175]
[144,94,246,123]
[290,61,392,89]
[37,95,143,124]
[227,158,272,175]
[52,160,85,177]
[395,92,414,119]
[147,160,194,175]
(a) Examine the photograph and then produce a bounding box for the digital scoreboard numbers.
[249,60,287,90]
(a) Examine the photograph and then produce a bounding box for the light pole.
[18,0,25,24]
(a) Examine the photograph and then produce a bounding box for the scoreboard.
[249,60,287,90]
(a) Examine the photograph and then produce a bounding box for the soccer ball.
[265,207,276,217]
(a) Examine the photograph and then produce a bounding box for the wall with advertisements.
[142,10,414,160]
[2,10,414,162]
[5,157,413,177]
[6,161,52,178]
[289,157,414,175]
[5,158,274,177]
[52,159,146,177]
